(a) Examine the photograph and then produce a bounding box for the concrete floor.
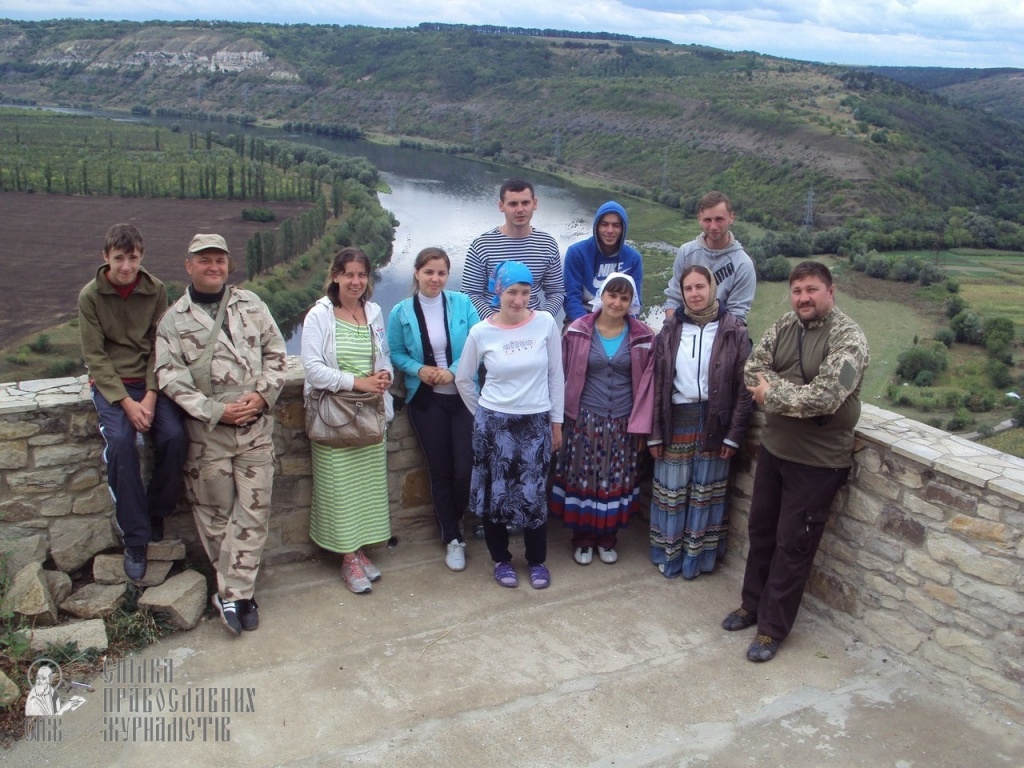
[6,523,1024,767]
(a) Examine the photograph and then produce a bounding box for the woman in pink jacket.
[550,273,655,565]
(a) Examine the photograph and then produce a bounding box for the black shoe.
[473,524,485,540]
[239,598,260,632]
[212,594,242,636]
[150,515,165,543]
[506,523,522,536]
[124,545,148,581]
[747,634,781,662]
[722,607,758,632]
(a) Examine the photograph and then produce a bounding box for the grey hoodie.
[664,233,757,321]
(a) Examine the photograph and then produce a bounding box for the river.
[141,118,617,351]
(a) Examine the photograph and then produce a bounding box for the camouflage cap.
[188,233,230,254]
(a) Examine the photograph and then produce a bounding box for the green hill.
[2,19,1024,234]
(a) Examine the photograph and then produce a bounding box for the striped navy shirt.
[463,228,565,319]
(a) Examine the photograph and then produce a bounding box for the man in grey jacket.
[664,191,757,322]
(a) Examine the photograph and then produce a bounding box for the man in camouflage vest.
[155,234,287,637]
[722,261,869,662]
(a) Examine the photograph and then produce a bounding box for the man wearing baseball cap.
[155,233,287,636]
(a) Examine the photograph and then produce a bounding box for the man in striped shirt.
[463,179,565,320]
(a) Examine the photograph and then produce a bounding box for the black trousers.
[93,383,187,546]
[484,516,547,566]
[740,445,850,641]
[407,391,474,543]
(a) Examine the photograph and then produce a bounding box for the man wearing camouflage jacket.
[155,234,287,637]
[722,261,868,663]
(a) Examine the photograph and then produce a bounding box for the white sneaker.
[598,547,618,564]
[573,546,593,565]
[445,540,467,572]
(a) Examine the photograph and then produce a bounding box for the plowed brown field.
[0,191,313,347]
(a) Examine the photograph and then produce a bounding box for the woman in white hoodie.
[301,247,394,594]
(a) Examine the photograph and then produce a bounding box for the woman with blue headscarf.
[456,261,564,590]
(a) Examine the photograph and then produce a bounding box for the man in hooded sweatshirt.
[664,191,756,322]
[563,201,644,322]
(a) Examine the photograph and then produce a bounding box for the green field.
[744,258,931,405]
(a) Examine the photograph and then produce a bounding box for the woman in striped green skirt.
[301,247,394,594]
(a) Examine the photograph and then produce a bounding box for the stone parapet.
[1,368,1021,714]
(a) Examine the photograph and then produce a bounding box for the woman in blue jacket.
[388,247,480,571]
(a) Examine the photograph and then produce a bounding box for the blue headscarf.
[488,261,534,308]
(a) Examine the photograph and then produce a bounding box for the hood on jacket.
[696,232,744,258]
[592,201,629,256]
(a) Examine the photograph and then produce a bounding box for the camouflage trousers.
[183,417,275,601]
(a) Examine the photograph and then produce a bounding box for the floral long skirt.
[469,407,551,529]
[549,408,640,545]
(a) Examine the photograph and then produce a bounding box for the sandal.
[529,564,551,590]
[494,561,518,588]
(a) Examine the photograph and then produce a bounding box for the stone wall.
[1,366,1022,714]
[727,407,1024,717]
[0,361,436,580]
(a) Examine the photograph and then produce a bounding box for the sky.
[1,1,1023,69]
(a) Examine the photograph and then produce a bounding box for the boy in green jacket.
[79,223,187,581]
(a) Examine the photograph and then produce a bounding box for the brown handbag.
[306,312,387,448]
[305,388,385,448]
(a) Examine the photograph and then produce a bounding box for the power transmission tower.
[802,187,815,230]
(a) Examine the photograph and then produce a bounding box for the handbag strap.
[193,289,231,396]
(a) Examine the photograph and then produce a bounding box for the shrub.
[242,207,276,222]
[46,358,80,378]
[865,252,890,278]
[895,344,947,381]
[6,348,30,366]
[964,387,997,413]
[1013,399,1024,428]
[950,310,985,345]
[914,370,935,387]
[986,359,1013,389]
[918,262,944,286]
[934,328,955,348]
[945,279,960,294]
[28,334,52,354]
[983,315,1016,360]
[945,295,968,318]
[946,408,971,431]
[760,255,791,281]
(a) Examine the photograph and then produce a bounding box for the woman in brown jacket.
[649,265,753,579]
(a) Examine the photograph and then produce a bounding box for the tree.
[983,315,1015,362]
[950,310,984,345]
[895,344,947,382]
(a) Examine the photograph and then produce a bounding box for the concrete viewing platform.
[5,524,1023,767]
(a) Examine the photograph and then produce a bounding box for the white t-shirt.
[455,310,564,420]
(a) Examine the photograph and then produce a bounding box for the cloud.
[0,0,1021,67]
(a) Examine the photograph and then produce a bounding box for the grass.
[0,322,83,383]
[744,257,931,405]
[979,427,1024,457]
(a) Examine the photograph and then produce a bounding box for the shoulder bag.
[305,316,386,448]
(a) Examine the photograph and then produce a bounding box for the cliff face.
[17,28,296,79]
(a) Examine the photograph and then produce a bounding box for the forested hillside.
[2,18,1024,240]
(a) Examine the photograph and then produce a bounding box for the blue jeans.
[93,383,187,546]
